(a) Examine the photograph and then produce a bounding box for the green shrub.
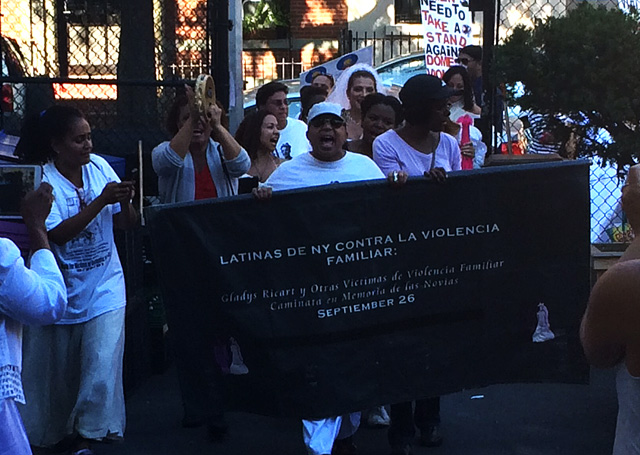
[494,3,640,170]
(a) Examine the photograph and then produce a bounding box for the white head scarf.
[326,63,387,110]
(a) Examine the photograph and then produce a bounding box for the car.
[241,53,427,116]
[375,52,426,88]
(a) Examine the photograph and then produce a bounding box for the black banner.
[146,161,590,419]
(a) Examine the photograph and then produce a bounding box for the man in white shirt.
[256,81,311,160]
[260,102,396,455]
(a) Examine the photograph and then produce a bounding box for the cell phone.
[0,165,42,219]
[238,176,259,194]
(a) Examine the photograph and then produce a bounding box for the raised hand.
[21,182,54,228]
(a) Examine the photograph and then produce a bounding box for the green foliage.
[494,4,640,169]
[243,0,290,34]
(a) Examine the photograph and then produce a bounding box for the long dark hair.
[235,110,276,160]
[443,66,475,112]
[15,105,86,164]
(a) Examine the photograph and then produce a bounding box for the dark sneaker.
[420,425,443,447]
[331,435,357,455]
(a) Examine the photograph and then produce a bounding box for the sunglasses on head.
[310,116,345,128]
[456,57,470,65]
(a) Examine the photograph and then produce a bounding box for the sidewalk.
[93,365,617,455]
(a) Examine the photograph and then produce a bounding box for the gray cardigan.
[152,139,251,204]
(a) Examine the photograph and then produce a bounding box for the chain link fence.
[0,1,224,385]
[0,0,219,197]
[496,0,629,243]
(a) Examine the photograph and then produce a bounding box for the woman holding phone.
[15,105,137,455]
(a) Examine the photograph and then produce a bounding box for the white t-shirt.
[43,155,126,324]
[449,100,480,124]
[373,129,462,176]
[275,117,311,160]
[265,151,385,191]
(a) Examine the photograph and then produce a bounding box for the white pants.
[20,308,126,447]
[303,412,361,455]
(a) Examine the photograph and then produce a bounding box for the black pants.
[388,397,440,449]
[166,298,226,428]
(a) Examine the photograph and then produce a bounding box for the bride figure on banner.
[327,63,386,140]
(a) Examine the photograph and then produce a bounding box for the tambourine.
[195,74,216,118]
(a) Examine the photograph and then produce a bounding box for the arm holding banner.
[581,181,640,372]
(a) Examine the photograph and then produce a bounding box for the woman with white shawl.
[327,63,386,140]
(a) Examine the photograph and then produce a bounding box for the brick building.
[242,0,348,89]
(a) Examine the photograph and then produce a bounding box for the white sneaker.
[367,406,391,426]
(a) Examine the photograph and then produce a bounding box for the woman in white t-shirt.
[442,66,486,169]
[442,65,481,121]
[15,105,137,455]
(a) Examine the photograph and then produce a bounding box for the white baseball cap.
[307,102,343,123]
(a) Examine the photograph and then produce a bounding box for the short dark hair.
[166,93,189,136]
[256,81,288,109]
[360,93,403,126]
[311,72,335,88]
[299,85,328,122]
[443,66,475,112]
[460,45,482,62]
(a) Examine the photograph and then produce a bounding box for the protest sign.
[300,46,373,87]
[420,0,473,77]
[147,161,590,419]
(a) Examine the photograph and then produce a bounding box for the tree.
[494,4,640,171]
[242,0,290,34]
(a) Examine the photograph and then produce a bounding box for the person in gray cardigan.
[151,87,250,442]
[152,86,250,203]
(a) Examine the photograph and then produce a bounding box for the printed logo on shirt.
[279,143,292,160]
[61,191,111,272]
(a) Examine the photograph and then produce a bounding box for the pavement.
[86,364,617,455]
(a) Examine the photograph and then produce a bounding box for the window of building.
[395,0,421,24]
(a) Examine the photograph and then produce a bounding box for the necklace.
[254,154,279,182]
